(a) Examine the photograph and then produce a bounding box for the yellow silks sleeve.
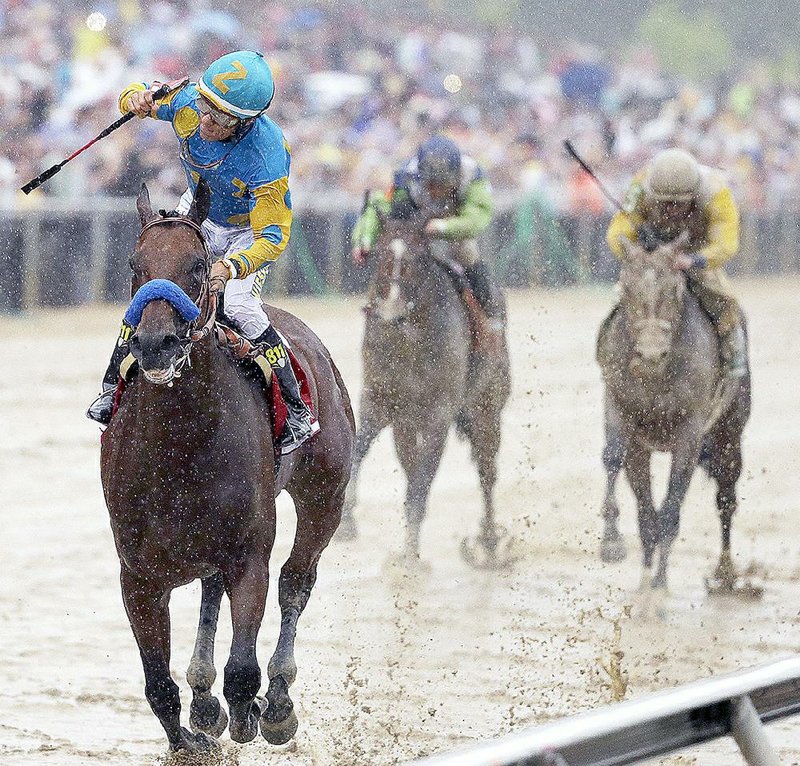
[699,187,739,269]
[228,177,292,277]
[606,210,642,257]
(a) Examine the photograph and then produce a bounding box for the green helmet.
[645,148,701,202]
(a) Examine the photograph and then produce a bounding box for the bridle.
[134,216,219,384]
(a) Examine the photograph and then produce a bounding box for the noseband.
[133,216,218,384]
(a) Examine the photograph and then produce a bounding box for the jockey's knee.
[223,296,269,338]
[455,240,480,267]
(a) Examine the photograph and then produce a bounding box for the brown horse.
[597,236,751,594]
[339,213,510,564]
[100,182,354,753]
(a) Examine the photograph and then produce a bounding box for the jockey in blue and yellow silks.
[87,51,317,455]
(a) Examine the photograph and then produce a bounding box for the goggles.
[196,95,240,129]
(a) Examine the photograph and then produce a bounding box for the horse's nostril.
[163,334,181,354]
[129,335,141,354]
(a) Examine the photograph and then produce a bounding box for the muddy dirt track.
[1,279,798,766]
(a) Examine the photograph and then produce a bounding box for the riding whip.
[21,79,187,194]
[563,139,625,213]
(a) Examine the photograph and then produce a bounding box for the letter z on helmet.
[418,136,462,188]
[196,50,275,120]
[645,148,701,202]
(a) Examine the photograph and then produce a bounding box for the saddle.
[113,324,315,450]
[429,252,505,357]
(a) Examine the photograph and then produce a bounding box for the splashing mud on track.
[1,279,798,765]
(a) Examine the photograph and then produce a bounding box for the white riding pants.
[177,190,270,338]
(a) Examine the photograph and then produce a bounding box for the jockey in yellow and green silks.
[351,136,502,321]
[607,147,747,381]
[88,51,317,455]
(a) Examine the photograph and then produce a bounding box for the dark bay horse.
[100,182,354,753]
[339,214,510,563]
[597,236,750,595]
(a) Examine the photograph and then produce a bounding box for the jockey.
[351,135,503,323]
[86,50,317,455]
[607,147,748,383]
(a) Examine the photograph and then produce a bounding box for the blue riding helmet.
[417,136,462,188]
[196,50,275,120]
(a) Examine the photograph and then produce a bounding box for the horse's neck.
[410,262,459,321]
[132,341,231,438]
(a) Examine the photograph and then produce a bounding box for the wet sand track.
[1,279,798,765]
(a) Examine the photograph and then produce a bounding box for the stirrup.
[278,413,320,455]
[86,385,116,425]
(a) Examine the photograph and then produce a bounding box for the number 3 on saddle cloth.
[107,327,316,455]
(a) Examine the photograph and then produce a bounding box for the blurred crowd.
[3,0,800,215]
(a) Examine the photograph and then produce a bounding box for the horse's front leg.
[652,420,704,589]
[395,415,450,558]
[623,444,657,587]
[600,397,631,562]
[120,567,215,753]
[187,572,228,737]
[222,543,271,744]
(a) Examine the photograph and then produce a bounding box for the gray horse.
[339,215,510,563]
[597,237,751,592]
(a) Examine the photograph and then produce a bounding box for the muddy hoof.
[600,537,627,562]
[229,701,262,744]
[705,576,764,600]
[190,694,228,738]
[173,727,220,752]
[335,513,358,542]
[460,530,517,570]
[261,708,298,745]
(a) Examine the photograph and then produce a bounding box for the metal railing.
[409,657,800,766]
[1,196,798,311]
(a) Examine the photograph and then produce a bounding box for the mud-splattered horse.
[597,237,750,594]
[100,182,354,752]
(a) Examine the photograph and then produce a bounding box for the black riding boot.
[464,261,503,321]
[252,325,318,455]
[86,325,132,425]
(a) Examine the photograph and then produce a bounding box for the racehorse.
[100,182,354,753]
[339,213,511,564]
[597,236,751,594]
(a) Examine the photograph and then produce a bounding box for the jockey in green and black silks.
[351,135,502,322]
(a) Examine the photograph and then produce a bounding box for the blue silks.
[124,279,201,327]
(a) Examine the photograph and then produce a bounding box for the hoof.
[190,694,228,738]
[600,537,627,563]
[172,727,220,753]
[460,528,518,570]
[228,699,263,744]
[705,576,765,600]
[261,708,298,745]
[335,513,358,542]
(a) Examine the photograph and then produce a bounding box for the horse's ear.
[137,183,157,227]
[188,178,211,225]
[672,230,691,251]
[618,236,637,259]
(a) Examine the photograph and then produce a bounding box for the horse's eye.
[191,258,206,274]
[128,256,137,272]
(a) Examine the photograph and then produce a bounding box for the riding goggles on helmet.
[196,95,240,129]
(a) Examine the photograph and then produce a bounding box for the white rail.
[410,656,800,766]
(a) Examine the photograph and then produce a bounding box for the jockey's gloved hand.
[351,243,370,266]
[209,259,236,293]
[637,224,659,252]
[424,219,448,237]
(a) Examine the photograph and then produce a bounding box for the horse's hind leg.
[706,433,744,590]
[338,407,388,540]
[624,445,657,588]
[600,400,629,562]
[187,573,228,737]
[262,481,344,744]
[120,568,214,753]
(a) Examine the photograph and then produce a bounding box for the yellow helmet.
[645,148,701,202]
